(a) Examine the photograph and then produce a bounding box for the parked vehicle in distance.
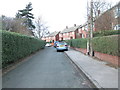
[114,24,120,30]
[56,41,68,52]
[54,41,59,48]
[45,43,52,47]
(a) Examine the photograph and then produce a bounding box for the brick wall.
[74,48,87,54]
[71,47,120,66]
[94,51,120,66]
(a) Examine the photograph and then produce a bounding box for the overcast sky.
[0,0,119,32]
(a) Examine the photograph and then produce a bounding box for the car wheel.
[66,49,68,51]
[57,50,59,52]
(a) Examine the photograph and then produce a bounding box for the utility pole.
[87,0,90,55]
[90,0,94,56]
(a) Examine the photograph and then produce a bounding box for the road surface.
[3,47,96,88]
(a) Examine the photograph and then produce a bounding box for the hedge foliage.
[66,38,87,48]
[92,35,119,56]
[66,35,119,56]
[93,30,120,37]
[1,30,46,68]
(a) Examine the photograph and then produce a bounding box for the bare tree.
[95,10,113,31]
[87,0,112,20]
[1,15,33,36]
[34,16,50,39]
[2,15,14,31]
[93,0,112,17]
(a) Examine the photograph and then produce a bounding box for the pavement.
[65,49,119,88]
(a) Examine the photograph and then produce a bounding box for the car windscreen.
[58,42,66,45]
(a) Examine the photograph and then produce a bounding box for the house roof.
[95,1,120,21]
[48,31,60,37]
[61,25,80,33]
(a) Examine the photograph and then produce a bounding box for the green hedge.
[66,35,119,56]
[1,30,46,68]
[66,38,87,48]
[92,35,119,56]
[93,30,120,37]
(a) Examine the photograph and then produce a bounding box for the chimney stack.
[98,10,100,16]
[66,26,68,29]
[74,24,76,27]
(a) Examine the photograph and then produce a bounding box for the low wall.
[94,51,119,66]
[74,48,87,54]
[71,47,120,66]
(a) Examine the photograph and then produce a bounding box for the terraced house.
[59,24,80,40]
[78,23,89,38]
[42,31,60,42]
[42,24,88,42]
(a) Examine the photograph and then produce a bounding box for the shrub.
[1,30,46,68]
[66,38,87,48]
[93,30,120,37]
[92,35,119,56]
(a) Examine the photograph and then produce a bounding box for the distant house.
[42,24,89,42]
[59,24,88,40]
[78,24,88,38]
[42,31,60,42]
[94,2,120,31]
[59,24,80,40]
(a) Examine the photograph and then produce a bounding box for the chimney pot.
[66,26,68,29]
[74,24,76,27]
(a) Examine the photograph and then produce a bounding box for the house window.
[82,34,84,38]
[80,34,82,38]
[61,37,63,40]
[70,37,73,39]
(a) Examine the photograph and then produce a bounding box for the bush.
[1,30,46,68]
[93,30,120,37]
[66,38,87,48]
[92,35,119,56]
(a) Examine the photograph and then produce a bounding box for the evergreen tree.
[16,2,35,30]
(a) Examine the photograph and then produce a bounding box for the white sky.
[0,0,119,32]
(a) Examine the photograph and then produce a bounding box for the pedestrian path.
[65,49,118,88]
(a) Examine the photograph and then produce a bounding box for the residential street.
[1,0,119,89]
[3,47,96,88]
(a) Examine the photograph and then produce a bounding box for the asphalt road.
[3,47,95,88]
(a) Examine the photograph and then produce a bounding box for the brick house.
[42,31,60,42]
[78,23,88,38]
[94,2,120,31]
[42,24,89,42]
[59,24,82,40]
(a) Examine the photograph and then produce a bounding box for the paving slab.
[65,49,118,88]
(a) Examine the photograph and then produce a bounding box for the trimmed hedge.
[92,35,119,56]
[93,30,120,37]
[1,30,46,68]
[66,38,87,49]
[66,35,119,56]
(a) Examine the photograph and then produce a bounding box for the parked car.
[45,43,52,47]
[114,24,120,30]
[56,41,68,52]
